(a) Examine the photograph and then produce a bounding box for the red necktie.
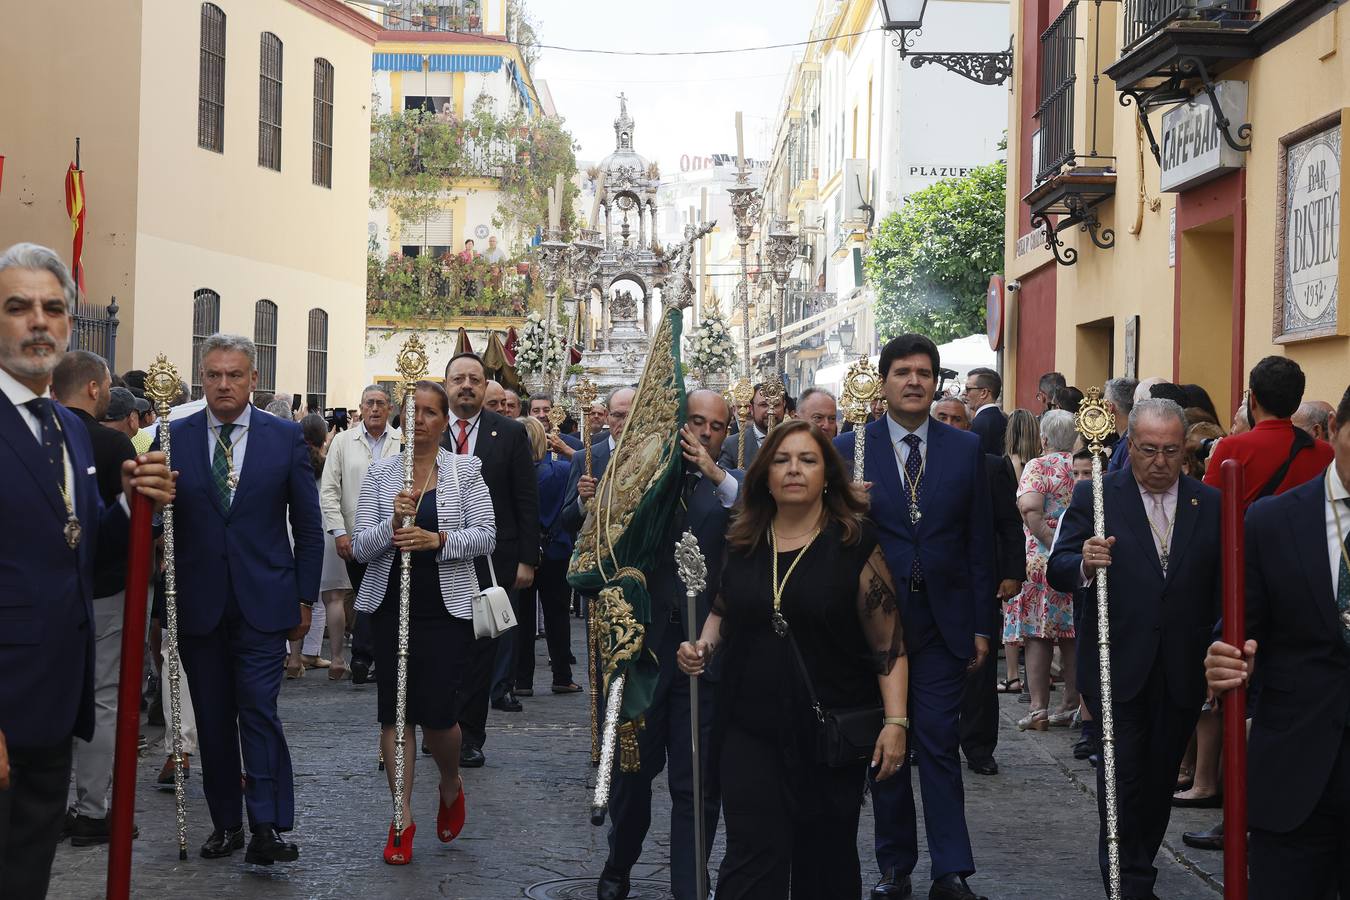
[455,419,470,454]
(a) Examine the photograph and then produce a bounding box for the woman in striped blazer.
[352,380,495,865]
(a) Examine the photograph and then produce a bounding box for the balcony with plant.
[366,250,534,322]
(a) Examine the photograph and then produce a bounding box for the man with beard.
[441,353,539,756]
[596,389,742,900]
[51,351,140,846]
[0,243,173,898]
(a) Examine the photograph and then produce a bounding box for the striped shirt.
[351,448,496,619]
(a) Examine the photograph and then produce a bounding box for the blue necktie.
[23,398,64,483]
[1336,499,1350,647]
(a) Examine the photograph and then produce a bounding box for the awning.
[373,53,504,73]
[507,61,534,115]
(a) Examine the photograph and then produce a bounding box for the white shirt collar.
[608,434,617,453]
[0,366,47,407]
[207,403,253,430]
[453,410,483,428]
[975,402,1000,415]
[886,414,930,446]
[1329,464,1350,502]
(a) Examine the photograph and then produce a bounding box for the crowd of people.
[3,236,1350,900]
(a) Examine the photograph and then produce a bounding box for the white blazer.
[319,423,402,536]
[351,448,495,619]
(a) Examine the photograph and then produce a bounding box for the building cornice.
[286,0,380,44]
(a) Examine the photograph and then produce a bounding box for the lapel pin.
[1190,498,1199,506]
[491,430,498,437]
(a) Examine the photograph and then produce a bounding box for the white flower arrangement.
[685,310,738,376]
[516,310,564,376]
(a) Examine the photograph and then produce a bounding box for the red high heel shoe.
[383,821,415,865]
[437,778,466,842]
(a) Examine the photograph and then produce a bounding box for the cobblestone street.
[49,629,1223,899]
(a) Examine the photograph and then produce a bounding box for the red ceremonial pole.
[1220,459,1248,899]
[106,491,155,900]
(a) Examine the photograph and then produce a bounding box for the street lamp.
[876,0,1014,86]
[826,331,843,358]
[838,318,857,355]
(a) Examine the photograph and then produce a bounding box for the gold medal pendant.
[909,503,922,525]
[228,470,240,492]
[771,611,789,637]
[64,515,82,550]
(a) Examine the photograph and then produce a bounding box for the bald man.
[1293,399,1335,441]
[484,381,506,413]
[501,390,522,419]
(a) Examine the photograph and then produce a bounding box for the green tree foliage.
[866,160,1006,345]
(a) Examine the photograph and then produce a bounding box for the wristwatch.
[883,716,910,730]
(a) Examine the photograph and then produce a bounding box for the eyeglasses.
[1130,440,1183,460]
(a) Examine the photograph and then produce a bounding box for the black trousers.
[346,559,374,667]
[0,739,73,900]
[1251,728,1350,900]
[607,628,719,900]
[515,556,574,689]
[1087,664,1198,899]
[959,644,999,765]
[716,726,867,900]
[458,634,499,752]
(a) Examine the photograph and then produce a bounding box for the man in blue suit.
[597,389,742,900]
[164,333,322,866]
[835,333,995,900]
[0,243,173,899]
[1206,384,1350,898]
[1049,398,1221,900]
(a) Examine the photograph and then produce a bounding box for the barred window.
[198,3,227,153]
[306,308,328,413]
[254,299,278,391]
[258,32,283,170]
[191,289,221,399]
[312,58,334,188]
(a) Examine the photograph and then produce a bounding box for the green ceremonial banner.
[567,305,687,725]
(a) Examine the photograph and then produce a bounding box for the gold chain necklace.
[891,440,925,525]
[1145,493,1176,573]
[769,523,821,637]
[214,425,240,491]
[49,412,81,549]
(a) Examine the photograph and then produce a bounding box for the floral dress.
[1003,451,1077,642]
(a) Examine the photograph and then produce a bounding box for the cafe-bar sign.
[1159,82,1248,193]
[1279,120,1341,339]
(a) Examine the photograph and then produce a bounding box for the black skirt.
[372,489,474,729]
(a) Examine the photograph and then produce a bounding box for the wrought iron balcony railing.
[383,3,484,34]
[1034,1,1078,184]
[1121,0,1258,53]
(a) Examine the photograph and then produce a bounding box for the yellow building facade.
[0,0,377,410]
[1002,0,1350,414]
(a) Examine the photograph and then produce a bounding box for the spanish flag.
[65,162,86,297]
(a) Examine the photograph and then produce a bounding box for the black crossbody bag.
[784,625,883,767]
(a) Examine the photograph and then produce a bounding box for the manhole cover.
[524,877,668,899]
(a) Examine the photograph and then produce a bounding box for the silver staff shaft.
[157,414,188,860]
[1092,452,1122,900]
[392,383,416,844]
[853,431,866,482]
[591,673,626,826]
[686,585,707,900]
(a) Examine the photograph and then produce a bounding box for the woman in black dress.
[678,419,908,899]
[352,381,495,865]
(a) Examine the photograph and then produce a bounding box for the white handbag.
[448,455,515,639]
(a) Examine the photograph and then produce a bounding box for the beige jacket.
[319,422,402,536]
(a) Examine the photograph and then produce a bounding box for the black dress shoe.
[597,864,631,900]
[871,868,913,898]
[929,874,988,900]
[491,693,523,712]
[967,758,999,776]
[69,814,138,847]
[244,825,299,865]
[350,658,371,684]
[200,825,245,859]
[460,746,486,768]
[1072,734,1099,760]
[1181,821,1224,851]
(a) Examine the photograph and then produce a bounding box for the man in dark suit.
[932,397,1025,776]
[52,351,141,846]
[964,367,1006,458]
[164,333,322,866]
[561,386,635,534]
[441,352,539,761]
[0,243,172,899]
[1206,384,1350,898]
[836,335,995,900]
[528,392,582,459]
[598,389,742,900]
[717,382,784,470]
[1048,398,1221,900]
